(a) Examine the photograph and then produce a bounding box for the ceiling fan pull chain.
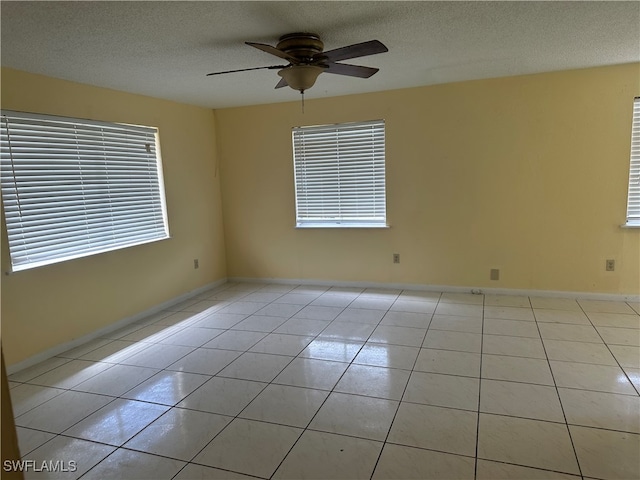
[301,91,305,114]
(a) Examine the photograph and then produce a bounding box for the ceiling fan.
[206,33,388,94]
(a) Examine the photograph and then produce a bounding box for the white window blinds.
[626,98,640,227]
[292,119,386,227]
[0,110,169,272]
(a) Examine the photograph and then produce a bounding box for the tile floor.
[8,282,640,480]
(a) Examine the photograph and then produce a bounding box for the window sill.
[621,223,640,229]
[295,224,390,229]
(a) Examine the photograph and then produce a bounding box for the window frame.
[292,119,388,229]
[0,110,170,272]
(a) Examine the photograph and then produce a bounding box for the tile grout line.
[367,290,441,480]
[579,305,640,397]
[530,296,584,478]
[473,292,486,480]
[267,288,404,479]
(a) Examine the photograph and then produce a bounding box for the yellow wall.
[216,64,640,295]
[1,68,227,366]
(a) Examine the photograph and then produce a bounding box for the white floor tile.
[353,343,420,370]
[10,384,66,417]
[193,418,302,478]
[334,364,410,400]
[543,339,618,365]
[538,323,603,343]
[482,335,546,359]
[484,306,535,321]
[229,314,287,332]
[550,360,637,395]
[578,299,637,314]
[83,447,185,479]
[218,352,293,382]
[477,413,580,474]
[533,308,590,324]
[368,325,427,347]
[239,383,328,427]
[434,303,483,318]
[274,430,382,480]
[319,320,376,341]
[587,312,640,329]
[570,426,640,480]
[482,354,554,385]
[309,392,398,441]
[373,443,475,480]
[15,390,114,433]
[403,371,479,411]
[484,294,530,308]
[121,370,210,405]
[476,459,580,479]
[28,359,114,389]
[422,330,482,353]
[388,402,478,456]
[440,292,484,305]
[71,364,159,396]
[334,307,386,324]
[120,344,195,369]
[201,329,267,351]
[16,427,56,456]
[166,348,241,375]
[124,407,230,460]
[596,326,640,346]
[414,348,481,378]
[173,463,255,479]
[609,344,640,368]
[483,318,540,338]
[480,379,565,422]
[299,339,364,362]
[24,436,116,480]
[529,297,581,311]
[558,387,640,433]
[272,357,349,390]
[249,333,314,356]
[428,314,483,334]
[63,398,169,446]
[177,376,266,416]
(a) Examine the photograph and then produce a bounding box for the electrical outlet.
[393,253,400,264]
[606,259,615,271]
[490,268,500,281]
[194,259,199,269]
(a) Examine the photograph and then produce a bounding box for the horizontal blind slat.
[1,110,169,271]
[293,119,386,226]
[627,98,640,224]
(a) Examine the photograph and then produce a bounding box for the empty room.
[1,2,639,479]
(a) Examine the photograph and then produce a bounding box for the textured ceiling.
[2,1,639,109]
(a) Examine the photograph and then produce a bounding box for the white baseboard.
[229,276,640,303]
[6,279,228,375]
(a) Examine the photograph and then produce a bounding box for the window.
[0,110,169,272]
[626,97,640,227]
[292,119,387,227]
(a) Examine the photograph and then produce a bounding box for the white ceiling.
[2,1,639,109]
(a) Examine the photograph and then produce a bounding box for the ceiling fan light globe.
[278,65,324,92]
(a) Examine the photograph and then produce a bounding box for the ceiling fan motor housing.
[277,33,324,63]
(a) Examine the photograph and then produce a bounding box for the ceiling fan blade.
[246,42,298,62]
[321,40,388,63]
[323,62,379,78]
[206,65,287,76]
[275,77,288,89]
